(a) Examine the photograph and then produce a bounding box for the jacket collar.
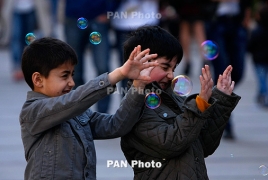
[26,91,49,101]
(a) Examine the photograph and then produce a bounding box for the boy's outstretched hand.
[119,45,158,81]
[199,65,214,102]
[217,65,235,95]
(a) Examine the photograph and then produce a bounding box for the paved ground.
[0,41,268,180]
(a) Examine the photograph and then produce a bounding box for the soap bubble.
[77,17,88,29]
[145,92,161,109]
[25,33,36,45]
[89,32,102,45]
[259,165,268,176]
[201,40,219,60]
[171,75,193,96]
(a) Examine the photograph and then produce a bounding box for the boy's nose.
[167,72,174,80]
[69,78,75,87]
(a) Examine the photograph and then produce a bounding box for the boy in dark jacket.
[19,37,158,179]
[121,26,241,179]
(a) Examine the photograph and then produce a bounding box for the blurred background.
[0,0,268,179]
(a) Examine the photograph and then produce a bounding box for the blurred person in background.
[158,0,179,38]
[0,0,56,81]
[110,0,160,90]
[0,0,12,47]
[10,0,37,81]
[174,0,208,76]
[248,1,268,108]
[206,0,253,139]
[64,0,120,113]
[0,0,3,40]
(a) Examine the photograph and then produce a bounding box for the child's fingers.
[223,65,232,77]
[140,66,154,76]
[201,67,210,82]
[222,67,232,88]
[227,72,232,86]
[201,68,207,79]
[199,75,209,92]
[230,81,235,92]
[135,48,150,61]
[142,61,159,69]
[217,74,222,86]
[136,45,141,55]
[205,65,212,80]
[137,76,152,81]
[199,75,204,88]
[129,47,137,61]
[140,54,158,64]
[209,77,214,87]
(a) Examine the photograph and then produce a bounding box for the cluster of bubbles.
[25,17,102,45]
[25,21,205,110]
[201,40,219,60]
[145,40,220,109]
[77,17,102,45]
[144,75,193,109]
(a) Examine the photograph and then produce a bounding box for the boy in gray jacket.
[121,26,241,179]
[19,37,158,179]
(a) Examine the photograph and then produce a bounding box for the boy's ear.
[32,72,43,88]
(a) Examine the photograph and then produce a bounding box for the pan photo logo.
[107,11,161,19]
[107,160,162,168]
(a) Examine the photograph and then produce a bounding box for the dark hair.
[21,37,78,90]
[123,25,183,64]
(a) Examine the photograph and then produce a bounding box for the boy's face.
[34,62,75,97]
[150,57,177,90]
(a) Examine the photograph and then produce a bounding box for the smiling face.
[33,62,75,97]
[150,57,177,90]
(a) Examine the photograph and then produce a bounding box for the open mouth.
[159,82,168,89]
[62,90,71,94]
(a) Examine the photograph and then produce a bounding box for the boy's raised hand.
[133,66,155,89]
[217,65,235,95]
[119,45,158,81]
[199,65,214,102]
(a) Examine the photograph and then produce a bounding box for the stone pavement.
[0,44,268,180]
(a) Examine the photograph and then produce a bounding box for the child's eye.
[162,66,168,71]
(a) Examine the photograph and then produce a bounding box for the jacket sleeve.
[127,94,217,159]
[199,87,241,157]
[20,73,116,135]
[88,85,146,139]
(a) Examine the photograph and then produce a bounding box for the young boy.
[19,37,159,179]
[121,26,241,179]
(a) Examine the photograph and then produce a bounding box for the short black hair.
[21,37,78,90]
[123,25,183,64]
